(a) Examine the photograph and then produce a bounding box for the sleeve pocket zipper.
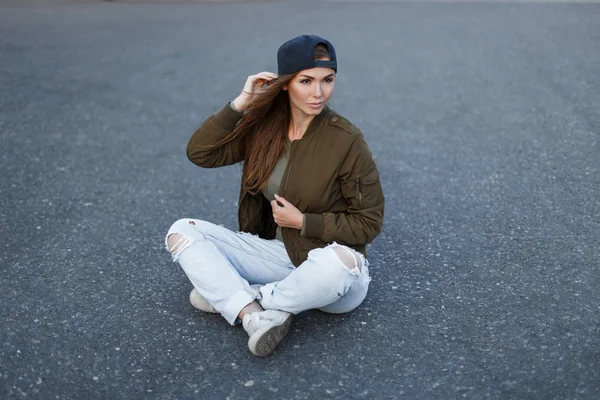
[354,165,377,209]
[355,177,363,209]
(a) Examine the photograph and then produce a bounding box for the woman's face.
[284,67,336,117]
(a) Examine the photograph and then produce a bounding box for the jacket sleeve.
[186,103,246,168]
[302,135,385,245]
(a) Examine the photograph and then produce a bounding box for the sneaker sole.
[247,314,292,357]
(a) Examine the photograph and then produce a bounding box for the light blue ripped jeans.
[165,219,371,325]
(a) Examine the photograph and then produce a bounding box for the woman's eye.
[324,78,333,83]
[300,79,310,84]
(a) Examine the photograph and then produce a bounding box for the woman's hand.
[271,194,303,230]
[231,72,278,112]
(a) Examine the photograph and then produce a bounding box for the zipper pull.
[355,176,363,207]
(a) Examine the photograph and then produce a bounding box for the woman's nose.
[312,83,323,98]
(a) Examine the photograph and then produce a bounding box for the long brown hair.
[209,44,332,194]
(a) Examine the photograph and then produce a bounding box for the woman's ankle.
[238,301,264,320]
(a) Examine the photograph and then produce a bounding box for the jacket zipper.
[283,156,294,192]
[280,141,297,259]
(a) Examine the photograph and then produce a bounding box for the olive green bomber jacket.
[186,103,385,267]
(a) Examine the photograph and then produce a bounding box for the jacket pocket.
[354,166,383,209]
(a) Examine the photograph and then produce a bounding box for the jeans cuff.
[221,289,256,325]
[258,283,277,311]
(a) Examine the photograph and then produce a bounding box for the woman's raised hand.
[231,72,278,112]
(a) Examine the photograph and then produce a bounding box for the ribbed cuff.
[303,213,324,239]
[213,103,244,132]
[300,214,307,236]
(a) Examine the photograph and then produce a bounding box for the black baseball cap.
[277,35,337,76]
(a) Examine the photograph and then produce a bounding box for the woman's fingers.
[235,72,278,111]
[254,71,277,79]
[273,194,289,207]
[250,72,276,83]
[270,200,280,224]
[246,72,277,91]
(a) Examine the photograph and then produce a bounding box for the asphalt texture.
[1,1,599,399]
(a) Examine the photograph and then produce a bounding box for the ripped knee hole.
[167,233,192,255]
[332,246,362,272]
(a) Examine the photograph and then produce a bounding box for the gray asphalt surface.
[1,1,599,399]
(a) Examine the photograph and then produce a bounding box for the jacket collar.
[299,106,331,140]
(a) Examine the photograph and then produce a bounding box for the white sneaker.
[189,288,219,313]
[242,310,292,357]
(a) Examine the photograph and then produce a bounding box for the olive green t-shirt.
[262,140,290,203]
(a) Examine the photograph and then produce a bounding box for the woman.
[166,35,384,357]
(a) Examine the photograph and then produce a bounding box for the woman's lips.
[308,102,324,109]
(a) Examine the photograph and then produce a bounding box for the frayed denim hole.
[327,244,362,276]
[166,233,193,262]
